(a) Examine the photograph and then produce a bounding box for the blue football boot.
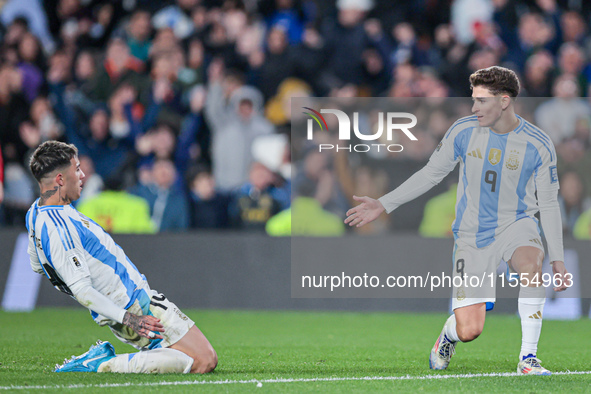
[55,340,116,372]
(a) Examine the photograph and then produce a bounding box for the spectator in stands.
[266,179,345,237]
[187,165,231,229]
[419,183,457,238]
[125,9,153,63]
[388,22,430,68]
[1,5,55,54]
[295,149,349,218]
[573,208,591,240]
[29,96,65,143]
[146,52,184,126]
[334,161,389,234]
[0,63,30,165]
[133,84,207,189]
[560,11,587,45]
[84,37,146,103]
[73,50,98,89]
[179,37,206,88]
[76,155,104,205]
[251,132,292,183]
[265,77,311,129]
[2,161,36,226]
[50,73,137,185]
[253,25,297,101]
[78,177,155,234]
[535,75,591,144]
[130,158,189,232]
[152,0,198,40]
[205,59,274,191]
[317,0,388,92]
[2,0,591,235]
[555,42,587,93]
[260,0,314,45]
[505,11,559,71]
[16,32,45,103]
[76,2,118,49]
[522,50,554,97]
[135,122,177,169]
[450,0,494,45]
[558,171,591,236]
[230,162,286,231]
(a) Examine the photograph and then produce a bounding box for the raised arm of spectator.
[175,88,206,183]
[124,82,165,141]
[364,19,395,75]
[294,28,326,80]
[537,0,563,53]
[204,59,227,132]
[47,72,84,149]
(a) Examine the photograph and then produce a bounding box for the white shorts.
[108,289,195,350]
[451,218,544,311]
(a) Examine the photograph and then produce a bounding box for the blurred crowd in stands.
[0,0,591,239]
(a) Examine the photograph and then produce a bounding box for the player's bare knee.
[457,325,482,342]
[190,349,217,374]
[512,248,544,275]
[519,262,543,284]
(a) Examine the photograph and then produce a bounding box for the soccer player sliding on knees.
[26,141,217,374]
[345,66,570,375]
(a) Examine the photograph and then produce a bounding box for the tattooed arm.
[123,312,165,339]
[70,280,164,339]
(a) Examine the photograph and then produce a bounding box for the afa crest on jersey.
[488,148,502,165]
[456,287,466,301]
[505,150,520,170]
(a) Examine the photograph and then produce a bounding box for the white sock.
[443,314,461,343]
[518,286,546,360]
[98,348,194,373]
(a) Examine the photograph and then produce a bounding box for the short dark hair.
[469,66,520,97]
[29,141,78,182]
[186,163,212,185]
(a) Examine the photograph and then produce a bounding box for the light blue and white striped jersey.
[429,115,559,248]
[26,200,152,324]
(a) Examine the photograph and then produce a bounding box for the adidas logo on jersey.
[467,148,483,159]
[529,238,542,246]
[528,311,542,319]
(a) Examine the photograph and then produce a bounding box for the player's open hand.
[122,312,165,339]
[344,195,385,228]
[551,261,570,292]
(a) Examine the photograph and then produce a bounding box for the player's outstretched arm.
[123,312,165,340]
[550,260,570,292]
[344,195,385,228]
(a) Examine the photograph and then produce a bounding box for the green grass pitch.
[1,308,590,392]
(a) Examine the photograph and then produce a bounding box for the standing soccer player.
[345,66,570,375]
[26,141,217,374]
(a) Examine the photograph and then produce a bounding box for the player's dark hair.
[29,141,78,182]
[469,66,520,98]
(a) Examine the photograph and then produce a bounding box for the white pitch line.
[2,371,590,390]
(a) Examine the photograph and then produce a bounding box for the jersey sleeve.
[40,212,91,288]
[424,125,463,180]
[25,206,44,274]
[378,123,463,213]
[27,232,44,274]
[534,146,560,193]
[534,143,564,262]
